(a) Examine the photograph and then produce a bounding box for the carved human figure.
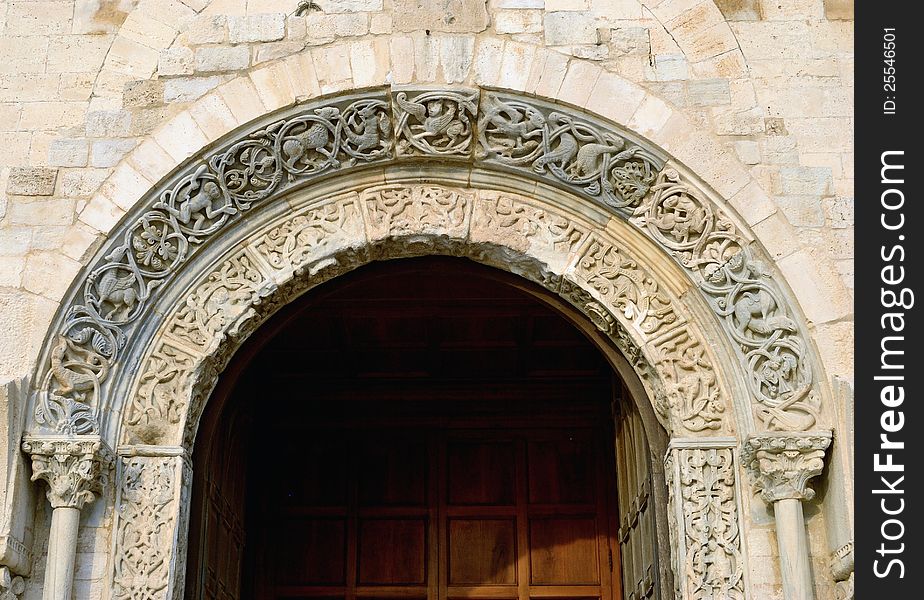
[162,181,238,231]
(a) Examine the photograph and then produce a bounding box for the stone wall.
[0,0,853,598]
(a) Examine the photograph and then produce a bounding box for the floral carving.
[255,197,363,273]
[650,329,725,433]
[126,344,197,445]
[471,193,585,256]
[667,445,746,600]
[741,431,832,502]
[575,239,677,337]
[393,88,477,156]
[168,252,270,350]
[21,437,112,509]
[113,456,182,600]
[362,185,472,240]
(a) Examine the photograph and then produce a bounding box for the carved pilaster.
[21,436,113,510]
[831,541,854,600]
[111,447,191,600]
[741,431,832,503]
[665,438,747,600]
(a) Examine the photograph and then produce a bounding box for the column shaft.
[43,507,80,600]
[774,498,814,600]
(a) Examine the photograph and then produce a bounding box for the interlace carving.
[471,193,585,255]
[741,431,832,502]
[21,437,112,509]
[113,456,180,600]
[35,86,820,438]
[650,329,724,433]
[670,446,745,600]
[576,239,677,337]
[393,88,477,156]
[126,343,197,445]
[477,93,664,212]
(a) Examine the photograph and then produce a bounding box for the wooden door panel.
[448,519,517,584]
[447,442,516,506]
[527,439,595,505]
[528,518,600,585]
[358,440,428,506]
[358,519,428,584]
[276,518,347,585]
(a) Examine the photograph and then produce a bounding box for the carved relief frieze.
[666,441,746,600]
[361,184,473,241]
[477,92,666,213]
[393,88,477,157]
[125,343,198,446]
[254,195,365,276]
[33,85,822,440]
[112,453,187,600]
[573,237,678,338]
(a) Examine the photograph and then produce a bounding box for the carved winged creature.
[281,107,341,168]
[569,139,636,179]
[49,335,107,400]
[395,92,465,144]
[94,269,138,320]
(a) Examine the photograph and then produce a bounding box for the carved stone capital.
[21,436,113,510]
[741,430,832,503]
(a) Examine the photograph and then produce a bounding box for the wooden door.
[244,416,622,600]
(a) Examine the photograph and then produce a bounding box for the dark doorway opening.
[186,258,662,600]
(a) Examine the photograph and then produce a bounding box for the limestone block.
[496,0,544,6]
[249,64,296,111]
[188,93,239,142]
[311,46,353,89]
[494,10,543,34]
[751,211,797,260]
[626,94,672,138]
[759,0,824,20]
[497,41,537,91]
[392,0,489,33]
[99,162,152,210]
[8,198,75,227]
[413,32,440,82]
[0,290,59,381]
[181,15,228,44]
[127,138,177,183]
[59,169,111,198]
[544,11,598,46]
[389,36,416,84]
[7,168,57,196]
[48,139,91,168]
[0,227,32,256]
[780,166,833,196]
[217,77,268,123]
[585,72,645,126]
[108,37,160,78]
[228,14,286,43]
[822,197,852,229]
[824,0,853,19]
[79,192,126,233]
[152,111,209,162]
[759,136,799,165]
[688,78,730,106]
[58,73,97,102]
[728,180,777,226]
[472,37,504,86]
[136,0,197,29]
[731,22,813,60]
[5,1,73,35]
[531,50,568,97]
[547,0,587,9]
[254,42,306,65]
[349,39,390,87]
[158,47,195,76]
[732,140,760,165]
[91,139,138,168]
[323,0,385,11]
[123,80,165,108]
[60,223,104,261]
[713,0,761,20]
[778,248,851,324]
[195,47,250,72]
[86,111,133,138]
[281,53,322,101]
[0,36,49,74]
[0,256,25,287]
[120,14,179,51]
[164,76,224,103]
[647,54,688,81]
[306,13,368,39]
[23,252,82,299]
[439,36,475,84]
[775,195,825,227]
[370,12,393,34]
[73,0,133,35]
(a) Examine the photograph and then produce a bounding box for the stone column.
[665,438,749,600]
[741,431,832,600]
[21,436,112,600]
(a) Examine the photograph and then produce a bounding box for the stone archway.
[21,86,833,600]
